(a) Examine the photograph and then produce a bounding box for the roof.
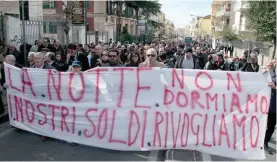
[202,15,211,19]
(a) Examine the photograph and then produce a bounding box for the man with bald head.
[33,52,55,69]
[89,44,102,68]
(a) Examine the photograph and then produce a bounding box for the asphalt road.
[0,122,166,161]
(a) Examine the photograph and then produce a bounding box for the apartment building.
[42,0,137,44]
[211,0,251,38]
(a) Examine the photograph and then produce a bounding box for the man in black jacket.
[66,44,90,71]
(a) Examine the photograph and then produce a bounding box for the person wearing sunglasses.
[106,49,123,67]
[139,48,165,68]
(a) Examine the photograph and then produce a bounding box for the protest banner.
[4,63,271,160]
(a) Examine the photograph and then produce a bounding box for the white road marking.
[148,151,160,161]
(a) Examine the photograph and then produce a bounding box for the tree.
[116,0,161,39]
[220,26,241,43]
[246,1,276,59]
[61,2,75,45]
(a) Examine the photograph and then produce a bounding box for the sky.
[160,0,212,28]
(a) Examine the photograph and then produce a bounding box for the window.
[43,22,47,33]
[49,22,57,33]
[43,0,56,9]
[43,22,57,34]
[226,18,230,25]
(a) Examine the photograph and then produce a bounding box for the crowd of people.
[0,38,276,154]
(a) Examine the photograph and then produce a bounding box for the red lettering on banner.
[134,67,152,109]
[171,112,181,148]
[127,110,140,146]
[49,104,59,131]
[206,93,218,111]
[61,106,70,132]
[226,72,242,92]
[181,113,189,147]
[195,71,213,90]
[218,114,231,148]
[260,96,268,114]
[97,109,108,139]
[37,103,47,125]
[25,99,35,123]
[246,94,258,113]
[91,68,109,104]
[164,112,169,148]
[14,96,24,122]
[153,111,163,147]
[172,68,184,89]
[113,68,134,108]
[7,67,21,92]
[72,107,76,134]
[163,87,174,106]
[191,91,204,109]
[212,114,216,146]
[202,114,212,147]
[47,70,62,101]
[109,109,126,144]
[233,115,246,151]
[8,94,13,118]
[250,115,259,148]
[68,72,85,102]
[191,113,202,145]
[84,108,98,138]
[176,92,188,108]
[230,93,243,113]
[140,110,147,148]
[222,94,227,112]
[21,69,36,96]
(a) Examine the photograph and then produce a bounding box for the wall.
[29,0,43,19]
[232,40,273,66]
[199,18,211,37]
[1,1,43,48]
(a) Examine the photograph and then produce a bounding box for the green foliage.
[220,26,241,42]
[246,1,276,42]
[147,19,163,29]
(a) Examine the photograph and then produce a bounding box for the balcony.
[215,26,223,31]
[215,8,231,17]
[239,3,249,11]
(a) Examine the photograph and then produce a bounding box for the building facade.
[42,0,137,44]
[0,1,43,48]
[211,0,251,38]
[199,15,212,39]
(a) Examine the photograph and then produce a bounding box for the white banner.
[4,63,271,160]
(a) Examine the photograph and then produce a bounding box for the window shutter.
[87,17,94,31]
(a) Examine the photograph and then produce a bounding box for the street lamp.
[104,16,114,43]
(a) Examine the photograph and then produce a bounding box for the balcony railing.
[215,26,223,31]
[215,8,231,17]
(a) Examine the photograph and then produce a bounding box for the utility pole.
[21,0,27,66]
[0,11,4,41]
[84,1,88,44]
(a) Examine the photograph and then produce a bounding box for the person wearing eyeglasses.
[139,48,166,68]
[97,49,122,67]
